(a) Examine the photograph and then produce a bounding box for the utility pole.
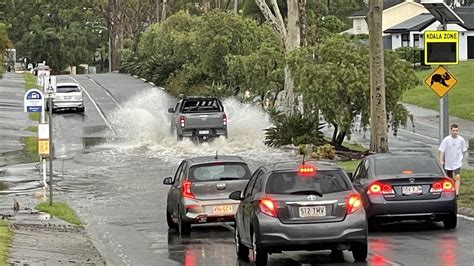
[439,20,449,141]
[48,91,53,205]
[367,0,389,153]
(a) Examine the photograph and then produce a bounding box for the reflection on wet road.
[4,73,474,265]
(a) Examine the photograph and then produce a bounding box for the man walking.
[438,124,468,196]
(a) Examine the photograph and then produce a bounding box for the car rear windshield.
[189,162,250,182]
[265,170,351,195]
[181,99,223,113]
[374,157,443,176]
[57,86,80,93]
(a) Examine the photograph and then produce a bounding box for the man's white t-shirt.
[438,135,468,170]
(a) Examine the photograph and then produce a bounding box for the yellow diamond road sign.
[424,65,457,98]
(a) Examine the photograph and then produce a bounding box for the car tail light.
[430,179,455,193]
[181,181,195,199]
[367,182,394,195]
[259,198,277,217]
[347,194,363,214]
[222,113,227,126]
[298,164,316,176]
[179,116,185,128]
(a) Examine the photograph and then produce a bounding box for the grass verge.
[403,60,474,121]
[23,73,40,162]
[336,160,361,172]
[35,202,82,226]
[0,220,13,265]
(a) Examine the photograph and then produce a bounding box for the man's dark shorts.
[445,168,461,178]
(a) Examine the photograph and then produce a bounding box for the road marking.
[398,128,439,142]
[86,77,123,110]
[458,214,474,221]
[69,76,117,135]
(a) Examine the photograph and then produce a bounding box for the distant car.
[350,152,457,229]
[230,161,367,265]
[49,82,85,113]
[168,96,228,141]
[163,155,251,235]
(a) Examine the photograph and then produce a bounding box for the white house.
[384,7,474,61]
[346,0,428,35]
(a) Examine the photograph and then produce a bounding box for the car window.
[189,162,250,182]
[374,157,443,176]
[173,163,184,183]
[265,170,351,195]
[250,171,265,196]
[243,170,260,198]
[181,99,222,113]
[57,85,80,93]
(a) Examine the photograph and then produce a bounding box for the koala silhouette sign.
[430,72,451,87]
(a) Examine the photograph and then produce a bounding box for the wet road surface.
[3,73,474,265]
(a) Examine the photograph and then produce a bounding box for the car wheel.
[179,216,191,235]
[166,208,177,229]
[235,227,249,259]
[78,107,85,113]
[351,241,368,262]
[443,214,457,229]
[251,231,267,265]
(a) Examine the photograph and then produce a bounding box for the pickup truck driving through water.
[168,96,228,141]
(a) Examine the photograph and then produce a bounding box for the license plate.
[402,185,423,195]
[213,205,233,214]
[199,130,210,135]
[299,206,326,217]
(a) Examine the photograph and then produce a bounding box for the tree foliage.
[288,34,420,147]
[121,11,282,98]
[0,23,10,74]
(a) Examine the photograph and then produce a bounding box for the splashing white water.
[105,88,293,160]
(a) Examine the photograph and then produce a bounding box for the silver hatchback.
[50,82,85,112]
[163,155,251,235]
[229,161,368,265]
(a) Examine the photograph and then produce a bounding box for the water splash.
[105,89,293,160]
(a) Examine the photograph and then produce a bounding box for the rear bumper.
[180,128,227,138]
[367,193,457,221]
[257,209,367,252]
[52,100,84,109]
[182,198,239,224]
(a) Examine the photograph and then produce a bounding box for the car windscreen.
[181,99,222,113]
[57,86,80,93]
[374,157,443,176]
[265,170,351,195]
[189,162,250,182]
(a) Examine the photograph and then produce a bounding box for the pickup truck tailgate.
[184,113,224,129]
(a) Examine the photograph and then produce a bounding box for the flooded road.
[2,73,474,265]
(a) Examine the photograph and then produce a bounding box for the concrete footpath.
[0,73,104,266]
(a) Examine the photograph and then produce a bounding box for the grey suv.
[168,96,228,141]
[229,161,368,265]
[163,155,251,235]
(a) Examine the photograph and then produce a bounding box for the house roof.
[384,7,474,33]
[384,13,436,33]
[453,7,474,30]
[350,0,402,17]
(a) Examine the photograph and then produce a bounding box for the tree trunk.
[282,0,300,115]
[161,0,167,22]
[331,123,338,144]
[367,0,389,153]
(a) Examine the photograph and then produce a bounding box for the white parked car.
[49,82,85,113]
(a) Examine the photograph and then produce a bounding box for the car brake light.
[347,194,362,214]
[298,164,316,176]
[367,182,394,195]
[222,113,227,126]
[181,181,195,199]
[259,198,277,217]
[430,180,454,193]
[179,116,185,127]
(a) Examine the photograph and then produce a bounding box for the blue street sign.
[27,106,42,112]
[24,89,44,113]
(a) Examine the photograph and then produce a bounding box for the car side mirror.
[347,172,354,181]
[163,177,174,185]
[168,108,175,113]
[229,191,243,201]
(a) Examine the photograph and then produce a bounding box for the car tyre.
[443,214,457,229]
[78,107,85,113]
[166,208,177,229]
[179,216,191,235]
[351,241,368,262]
[251,231,267,265]
[235,228,249,259]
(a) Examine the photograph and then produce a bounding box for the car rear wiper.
[289,190,323,197]
[219,177,240,181]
